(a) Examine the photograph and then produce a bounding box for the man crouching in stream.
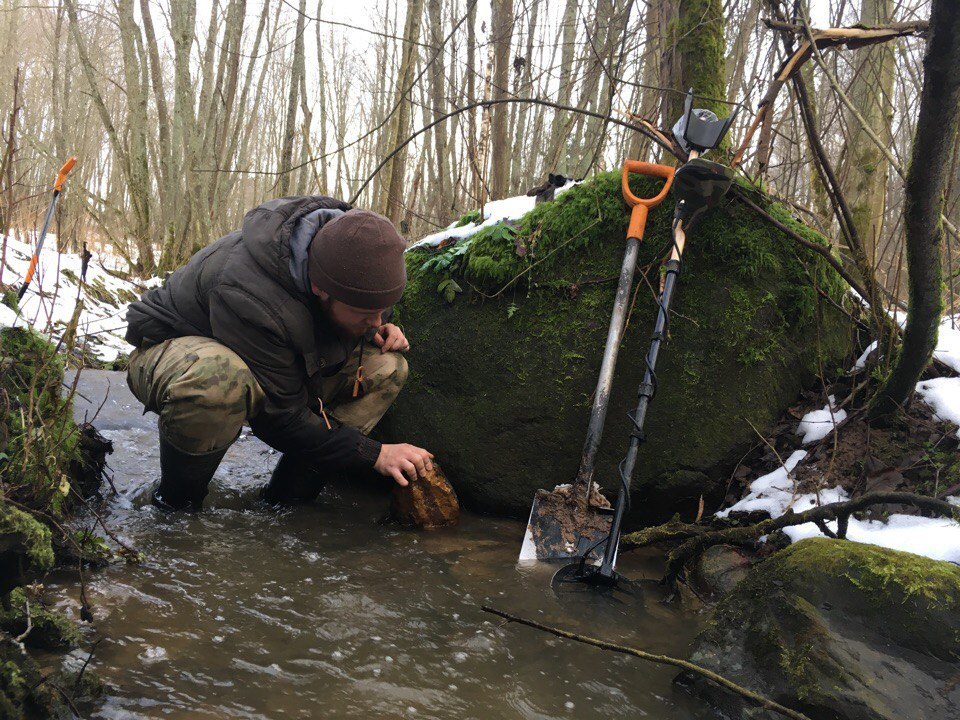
[123,197,433,510]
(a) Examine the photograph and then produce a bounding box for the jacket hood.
[241,195,352,295]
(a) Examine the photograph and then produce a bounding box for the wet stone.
[390,464,460,529]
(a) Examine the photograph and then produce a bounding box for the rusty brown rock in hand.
[390,464,460,529]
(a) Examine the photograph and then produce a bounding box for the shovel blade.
[518,487,613,562]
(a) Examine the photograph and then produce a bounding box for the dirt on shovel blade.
[520,483,612,561]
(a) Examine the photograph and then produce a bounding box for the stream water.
[49,370,712,719]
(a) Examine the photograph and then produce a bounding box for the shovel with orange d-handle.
[519,160,675,563]
[17,156,78,302]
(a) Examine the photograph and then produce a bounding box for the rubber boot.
[260,453,328,505]
[152,434,229,511]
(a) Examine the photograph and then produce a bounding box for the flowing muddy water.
[52,371,712,719]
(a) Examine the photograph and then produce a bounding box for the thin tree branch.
[481,606,812,720]
[349,98,674,204]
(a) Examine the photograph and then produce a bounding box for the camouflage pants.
[127,336,408,454]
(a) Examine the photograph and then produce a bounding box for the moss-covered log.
[379,172,853,523]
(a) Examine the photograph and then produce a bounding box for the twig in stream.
[72,637,103,694]
[13,599,31,643]
[480,606,812,720]
[68,487,140,562]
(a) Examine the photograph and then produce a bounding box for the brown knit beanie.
[308,209,407,309]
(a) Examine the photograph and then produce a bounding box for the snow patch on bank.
[408,180,580,251]
[718,314,960,564]
[916,377,960,437]
[796,396,847,444]
[0,234,153,361]
[715,450,852,519]
[783,514,960,563]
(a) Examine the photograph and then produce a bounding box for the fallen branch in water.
[622,492,960,581]
[72,637,103,694]
[13,599,31,643]
[480,605,812,720]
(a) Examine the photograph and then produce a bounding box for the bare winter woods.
[0,0,955,324]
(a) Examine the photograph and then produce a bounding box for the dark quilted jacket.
[125,195,382,470]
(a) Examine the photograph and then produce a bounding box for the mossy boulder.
[679,538,960,719]
[0,504,53,596]
[0,632,66,719]
[1,588,81,651]
[381,172,852,522]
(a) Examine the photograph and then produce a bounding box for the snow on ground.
[0,233,154,362]
[916,377,960,436]
[715,450,850,519]
[796,396,847,444]
[719,314,960,564]
[783,514,960,564]
[408,180,580,251]
[934,319,960,373]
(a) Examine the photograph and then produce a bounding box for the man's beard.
[317,295,367,339]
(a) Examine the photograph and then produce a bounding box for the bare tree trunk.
[117,0,153,270]
[465,0,477,201]
[664,0,726,125]
[475,43,495,206]
[139,0,176,265]
[159,0,196,268]
[489,0,513,199]
[279,0,306,196]
[65,0,154,271]
[542,0,579,174]
[839,0,895,268]
[314,0,329,194]
[378,0,424,224]
[426,0,450,216]
[869,0,960,419]
[630,0,666,158]
[725,0,762,104]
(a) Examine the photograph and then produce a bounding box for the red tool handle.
[621,161,675,241]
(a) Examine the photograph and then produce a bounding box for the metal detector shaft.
[571,162,674,506]
[595,221,687,579]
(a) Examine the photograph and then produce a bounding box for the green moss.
[388,172,853,521]
[0,657,26,717]
[712,538,960,665]
[0,290,16,312]
[785,537,960,609]
[668,0,727,135]
[1,588,80,650]
[689,539,960,715]
[0,504,53,572]
[0,632,81,717]
[454,209,481,227]
[71,529,112,565]
[0,326,79,514]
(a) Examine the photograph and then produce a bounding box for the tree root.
[481,605,812,720]
[622,492,960,584]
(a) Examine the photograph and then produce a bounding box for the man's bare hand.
[374,443,434,486]
[371,323,409,353]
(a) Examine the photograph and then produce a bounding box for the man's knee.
[368,351,408,396]
[160,350,264,452]
[387,352,408,389]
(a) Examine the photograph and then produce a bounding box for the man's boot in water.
[152,433,229,511]
[261,452,329,505]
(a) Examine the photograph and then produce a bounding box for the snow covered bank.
[408,180,580,251]
[1,234,153,362]
[718,314,960,564]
